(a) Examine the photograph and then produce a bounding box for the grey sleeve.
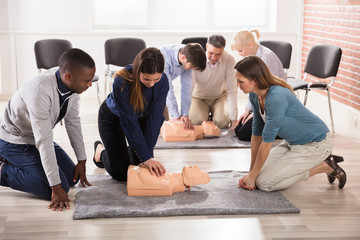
[64,94,87,161]
[26,86,61,187]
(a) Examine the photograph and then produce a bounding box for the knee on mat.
[215,122,229,129]
[235,127,251,141]
[255,177,274,192]
[213,118,230,129]
[190,116,208,126]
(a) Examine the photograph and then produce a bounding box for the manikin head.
[201,121,221,136]
[182,166,210,187]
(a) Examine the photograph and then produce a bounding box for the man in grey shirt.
[0,48,95,211]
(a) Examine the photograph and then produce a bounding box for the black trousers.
[98,101,142,181]
[235,118,252,142]
[234,117,282,141]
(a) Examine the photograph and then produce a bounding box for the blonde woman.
[234,56,346,191]
[231,30,286,141]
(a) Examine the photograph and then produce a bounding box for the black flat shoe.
[324,154,346,189]
[93,141,104,168]
[326,155,344,183]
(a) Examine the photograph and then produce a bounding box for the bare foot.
[94,143,105,163]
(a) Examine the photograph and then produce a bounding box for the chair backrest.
[181,37,207,51]
[104,38,146,67]
[304,44,342,79]
[34,39,72,70]
[260,40,292,69]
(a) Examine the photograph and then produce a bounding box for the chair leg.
[303,89,309,106]
[109,77,113,93]
[327,89,335,133]
[96,80,101,105]
[104,73,109,99]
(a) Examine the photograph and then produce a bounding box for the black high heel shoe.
[326,155,344,183]
[324,154,346,189]
[93,141,104,168]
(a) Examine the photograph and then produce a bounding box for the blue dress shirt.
[160,45,193,119]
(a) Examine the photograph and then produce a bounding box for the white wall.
[0,0,303,100]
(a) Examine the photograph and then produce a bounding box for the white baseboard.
[0,94,11,101]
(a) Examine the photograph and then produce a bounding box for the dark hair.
[58,48,95,74]
[115,47,165,112]
[180,43,206,71]
[234,56,294,94]
[208,34,226,48]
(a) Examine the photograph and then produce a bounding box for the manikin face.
[182,165,210,186]
[206,44,224,65]
[140,72,162,88]
[64,67,95,94]
[235,71,256,94]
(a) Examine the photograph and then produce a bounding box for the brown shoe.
[326,155,344,183]
[324,155,346,189]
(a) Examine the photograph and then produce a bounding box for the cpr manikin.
[127,165,210,196]
[160,120,220,142]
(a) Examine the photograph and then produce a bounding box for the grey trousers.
[256,132,333,192]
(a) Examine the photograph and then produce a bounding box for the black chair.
[34,39,72,72]
[287,44,342,133]
[181,37,207,51]
[34,39,100,104]
[260,40,292,73]
[104,38,146,95]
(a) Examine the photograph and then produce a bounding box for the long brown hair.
[234,56,295,94]
[114,47,165,112]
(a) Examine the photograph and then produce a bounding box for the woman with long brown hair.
[93,47,168,180]
[235,56,346,191]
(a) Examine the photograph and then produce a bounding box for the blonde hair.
[231,29,260,51]
[234,56,295,94]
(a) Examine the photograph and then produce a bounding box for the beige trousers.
[256,132,333,192]
[189,95,230,129]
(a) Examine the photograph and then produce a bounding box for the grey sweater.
[0,67,86,186]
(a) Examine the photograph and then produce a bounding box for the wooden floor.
[1,91,360,240]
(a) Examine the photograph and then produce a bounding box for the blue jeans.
[0,138,78,200]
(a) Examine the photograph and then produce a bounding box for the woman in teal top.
[234,56,346,191]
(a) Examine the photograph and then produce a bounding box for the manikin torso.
[127,165,210,196]
[160,120,220,142]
